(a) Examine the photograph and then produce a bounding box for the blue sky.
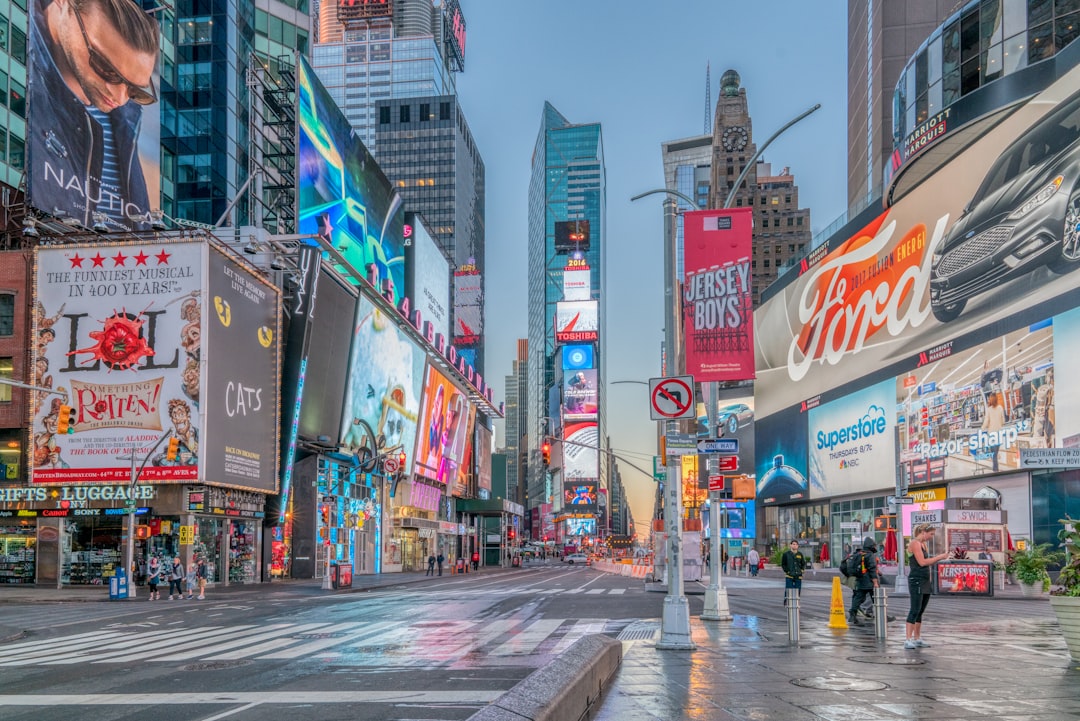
[455,1,850,531]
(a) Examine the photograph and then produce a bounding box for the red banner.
[682,209,755,381]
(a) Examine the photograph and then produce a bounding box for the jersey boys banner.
[683,209,754,381]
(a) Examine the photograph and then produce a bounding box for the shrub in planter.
[1051,516,1080,597]
[1012,543,1061,592]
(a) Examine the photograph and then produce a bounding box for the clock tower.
[708,69,755,209]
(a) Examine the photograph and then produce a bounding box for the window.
[420,103,430,121]
[10,78,25,118]
[8,133,23,170]
[0,358,11,402]
[763,259,771,268]
[440,102,450,120]
[379,106,390,124]
[399,105,410,123]
[0,294,12,335]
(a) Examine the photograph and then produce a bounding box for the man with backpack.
[846,537,881,625]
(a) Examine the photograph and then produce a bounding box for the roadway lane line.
[0,629,123,654]
[149,623,328,662]
[608,588,626,594]
[0,691,503,705]
[489,618,565,656]
[258,620,401,660]
[585,589,605,594]
[552,620,606,653]
[37,625,240,665]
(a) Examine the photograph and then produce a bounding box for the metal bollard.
[873,585,888,640]
[786,587,800,644]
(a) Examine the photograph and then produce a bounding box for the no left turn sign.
[648,375,695,421]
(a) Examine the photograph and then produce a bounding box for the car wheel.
[728,416,739,435]
[932,298,965,322]
[1050,190,1080,273]
[568,560,575,565]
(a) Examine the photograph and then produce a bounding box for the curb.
[468,634,622,721]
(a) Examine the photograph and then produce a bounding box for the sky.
[454,1,850,535]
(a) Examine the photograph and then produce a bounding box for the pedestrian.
[147,556,161,600]
[196,557,208,600]
[781,540,806,604]
[847,537,882,626]
[905,523,950,649]
[747,547,760,577]
[184,559,198,599]
[168,556,184,600]
[471,550,480,571]
[426,553,436,576]
[436,553,445,576]
[720,546,728,575]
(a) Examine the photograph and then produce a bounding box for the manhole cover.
[183,660,253,672]
[617,623,660,641]
[847,654,926,665]
[792,677,888,691]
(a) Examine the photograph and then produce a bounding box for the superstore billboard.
[339,294,425,476]
[26,0,162,232]
[297,56,405,304]
[32,241,281,492]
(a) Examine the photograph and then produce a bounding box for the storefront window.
[229,521,255,583]
[0,524,35,583]
[63,516,124,585]
[194,517,221,584]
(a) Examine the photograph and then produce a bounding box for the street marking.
[552,620,606,653]
[259,621,399,660]
[609,588,626,595]
[490,619,565,656]
[152,624,325,662]
[585,589,605,595]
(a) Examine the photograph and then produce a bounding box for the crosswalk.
[420,586,633,597]
[0,617,628,668]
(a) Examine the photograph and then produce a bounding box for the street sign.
[716,455,738,472]
[708,475,725,491]
[697,438,739,454]
[382,456,400,474]
[652,456,667,482]
[1019,447,1080,468]
[840,521,861,530]
[887,495,915,505]
[663,432,697,457]
[648,375,695,420]
[124,500,136,509]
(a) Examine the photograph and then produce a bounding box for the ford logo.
[965,230,975,239]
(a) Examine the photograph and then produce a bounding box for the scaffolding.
[247,54,297,236]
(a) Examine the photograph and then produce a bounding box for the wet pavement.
[595,611,1080,721]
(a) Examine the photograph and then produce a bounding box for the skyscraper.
[527,102,606,539]
[0,0,27,193]
[503,339,528,510]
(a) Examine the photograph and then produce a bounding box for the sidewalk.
[595,611,1078,720]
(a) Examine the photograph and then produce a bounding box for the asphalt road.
[0,565,1056,721]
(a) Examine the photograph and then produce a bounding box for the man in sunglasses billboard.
[28,0,159,231]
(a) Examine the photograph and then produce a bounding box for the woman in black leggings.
[905,523,949,649]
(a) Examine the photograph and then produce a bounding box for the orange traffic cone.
[828,576,849,629]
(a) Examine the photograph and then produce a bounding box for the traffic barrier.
[828,576,849,629]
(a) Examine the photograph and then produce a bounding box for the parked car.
[715,403,753,436]
[929,88,1080,322]
[564,553,590,565]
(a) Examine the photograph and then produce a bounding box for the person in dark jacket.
[780,540,806,604]
[28,0,160,230]
[848,537,881,625]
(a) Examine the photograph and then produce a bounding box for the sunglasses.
[73,5,157,105]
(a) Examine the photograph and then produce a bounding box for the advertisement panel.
[339,294,425,476]
[554,220,590,254]
[405,213,451,341]
[297,56,405,304]
[299,272,357,439]
[562,421,598,479]
[683,209,755,381]
[564,517,596,536]
[755,404,808,505]
[808,379,894,499]
[414,365,471,484]
[32,242,203,483]
[476,423,492,494]
[561,344,594,371]
[563,481,597,514]
[756,70,1080,418]
[203,246,282,492]
[563,265,591,301]
[712,386,755,490]
[453,267,482,346]
[555,300,599,343]
[452,404,477,498]
[562,369,598,421]
[27,0,162,231]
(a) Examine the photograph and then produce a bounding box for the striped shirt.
[86,107,125,226]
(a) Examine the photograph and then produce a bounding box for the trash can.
[330,563,353,590]
[109,570,129,600]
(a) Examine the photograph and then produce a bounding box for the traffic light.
[56,405,75,435]
[165,436,180,462]
[508,528,516,540]
[389,451,407,499]
[542,440,551,466]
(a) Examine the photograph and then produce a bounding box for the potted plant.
[1012,542,1061,597]
[1049,516,1080,661]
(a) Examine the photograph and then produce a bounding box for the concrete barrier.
[468,634,622,721]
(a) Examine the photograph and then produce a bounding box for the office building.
[503,339,528,510]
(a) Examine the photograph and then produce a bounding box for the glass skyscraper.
[0,0,28,192]
[526,102,607,518]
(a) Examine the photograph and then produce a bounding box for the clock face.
[722,125,749,152]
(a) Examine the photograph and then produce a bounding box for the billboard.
[404,213,451,342]
[683,209,754,382]
[563,265,591,301]
[476,423,493,494]
[561,344,594,371]
[563,481,597,514]
[31,242,203,484]
[756,70,1080,418]
[297,56,405,304]
[755,404,809,505]
[555,220,591,254]
[414,365,471,484]
[452,403,477,498]
[555,300,599,343]
[202,246,282,492]
[453,267,482,346]
[27,0,162,231]
[339,294,425,476]
[442,0,467,71]
[808,379,895,498]
[562,421,598,479]
[562,369,598,421]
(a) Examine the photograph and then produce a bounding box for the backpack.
[839,550,866,578]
